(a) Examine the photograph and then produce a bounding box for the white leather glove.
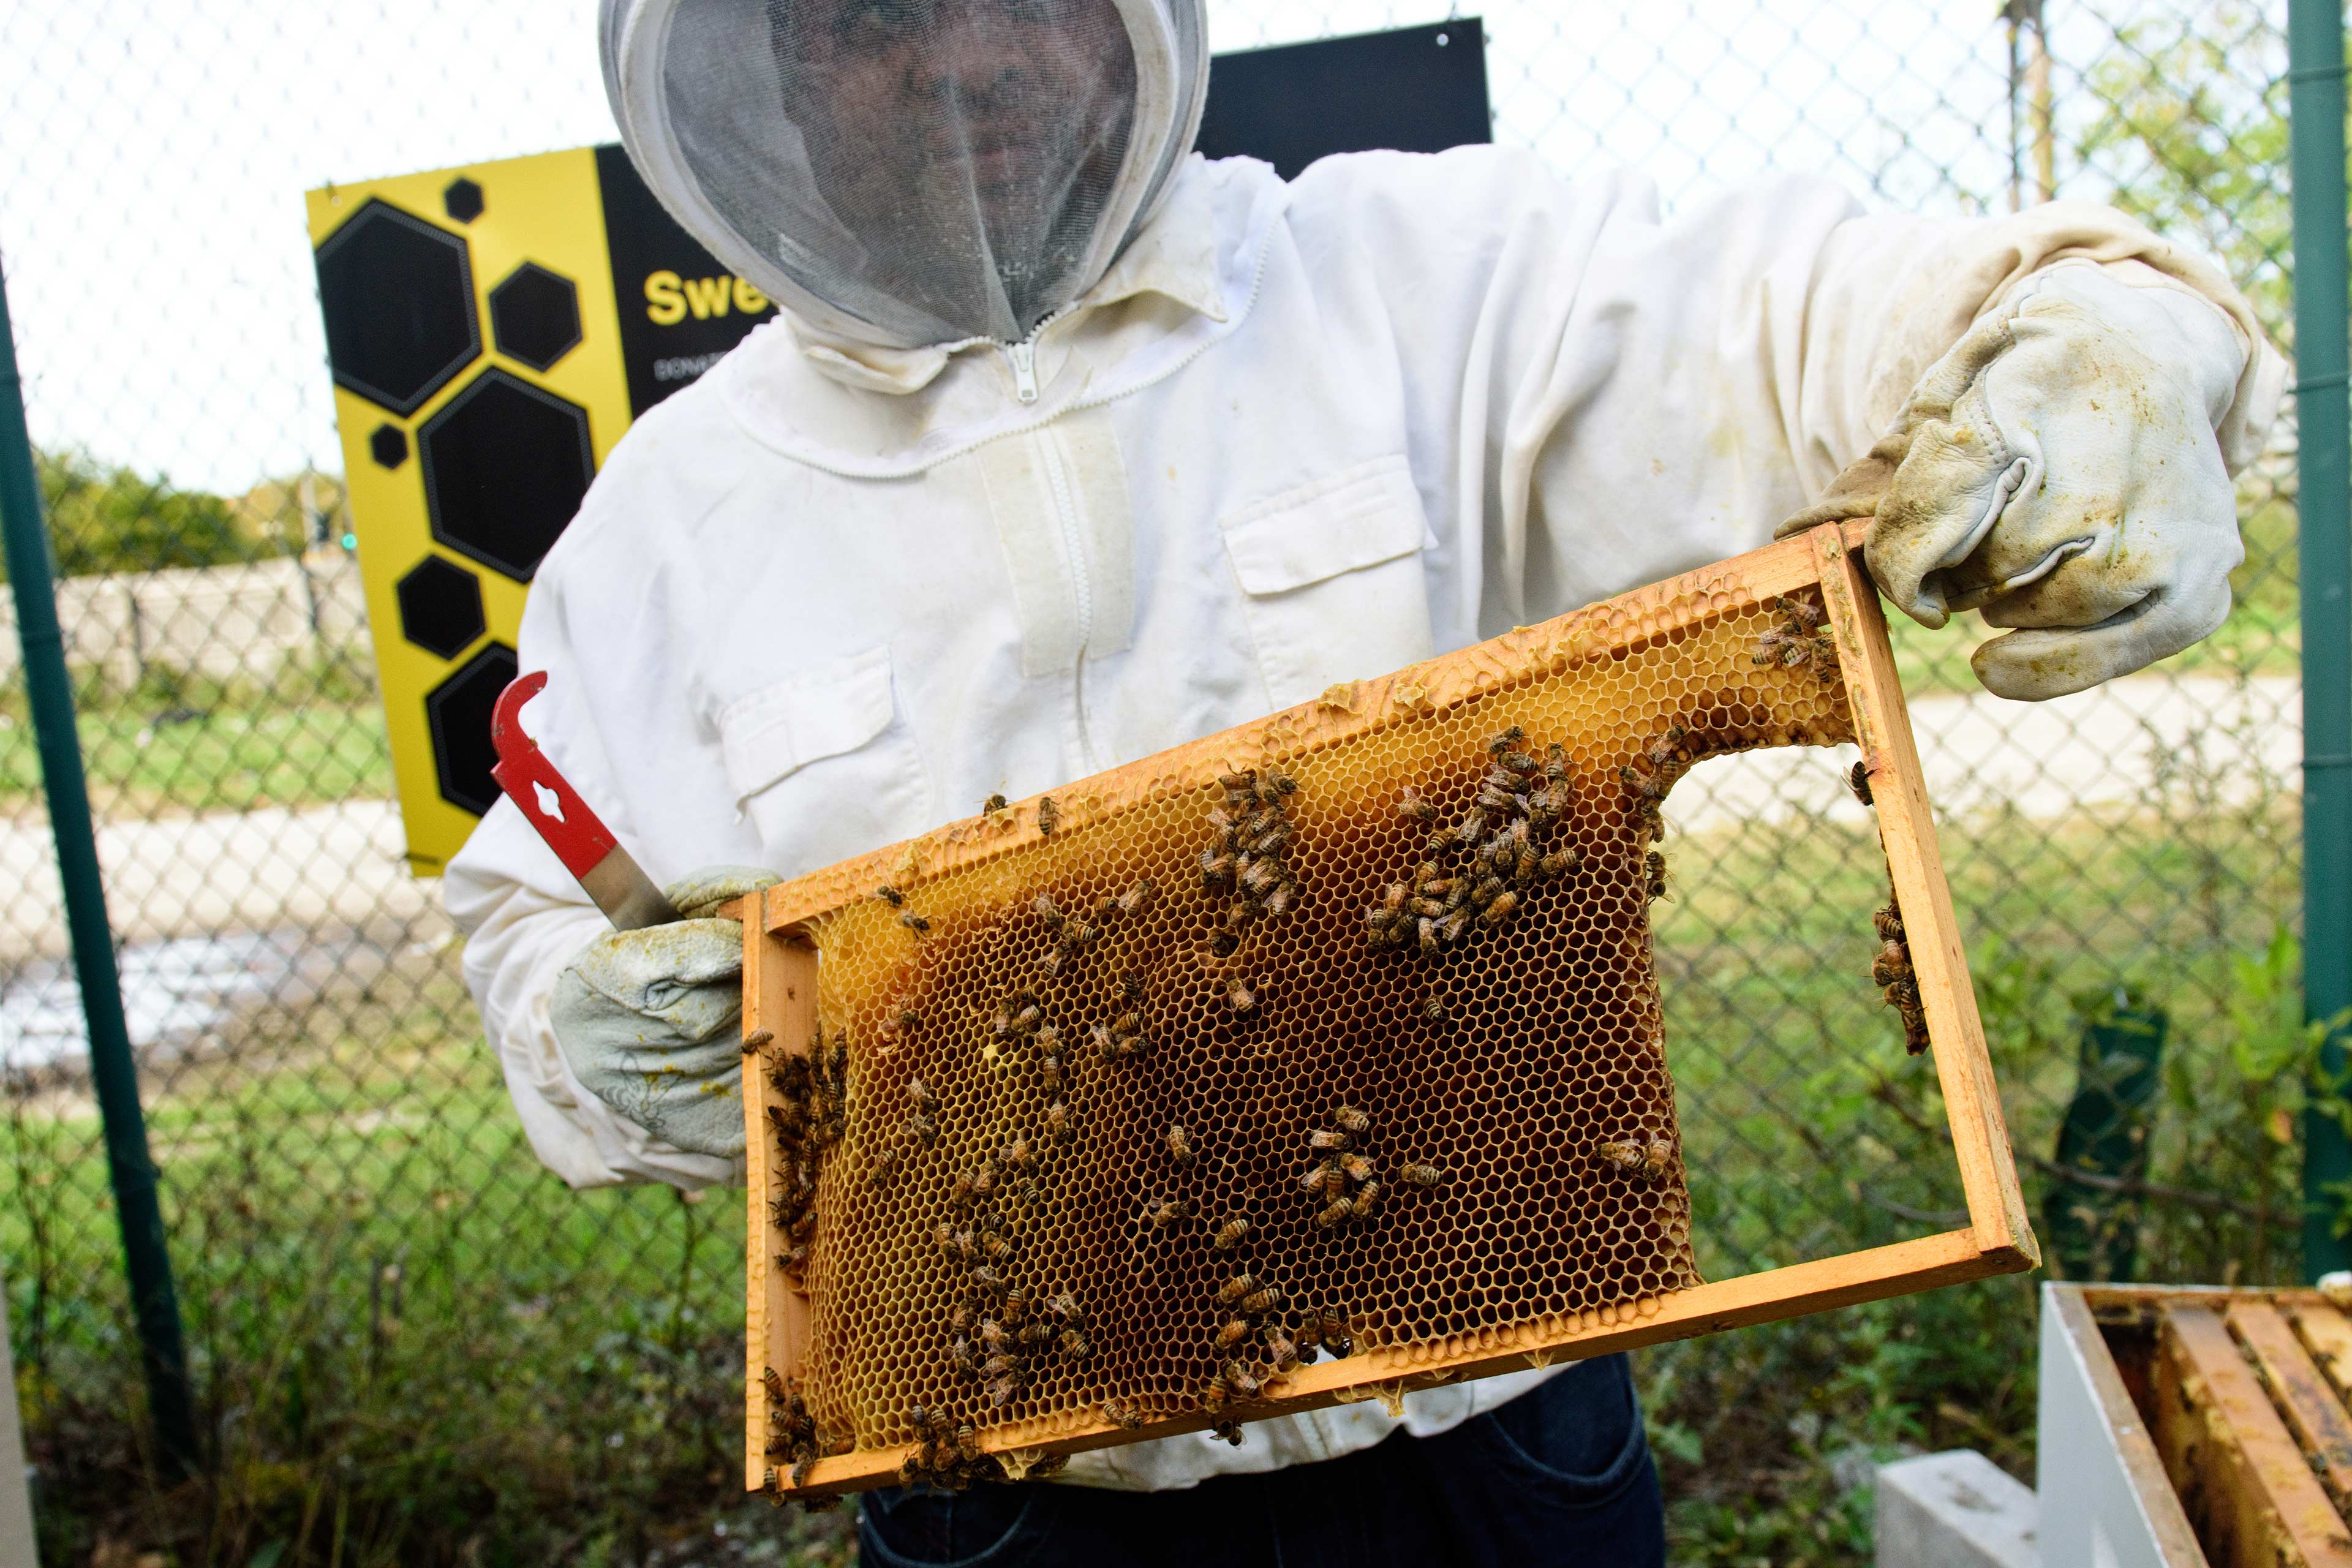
[1781,265,2249,700]
[549,865,778,1159]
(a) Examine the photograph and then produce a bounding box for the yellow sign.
[307,145,774,873]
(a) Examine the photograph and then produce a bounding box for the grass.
[0,657,393,816]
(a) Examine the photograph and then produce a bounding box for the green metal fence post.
[0,256,199,1474]
[2293,0,2352,1280]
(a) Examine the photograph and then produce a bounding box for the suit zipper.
[1032,427,1102,772]
[1005,338,1041,404]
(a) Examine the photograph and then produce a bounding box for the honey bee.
[1645,850,1669,903]
[1060,1327,1093,1358]
[1018,1319,1054,1347]
[1595,1138,1646,1174]
[1643,1139,1674,1180]
[899,911,932,933]
[1039,1054,1065,1091]
[1847,761,1873,808]
[1319,1311,1354,1357]
[949,1336,978,1374]
[1165,1124,1197,1165]
[1308,1128,1352,1153]
[1263,1327,1300,1371]
[1046,1292,1086,1325]
[1438,908,1472,944]
[1104,1398,1144,1430]
[983,793,1008,814]
[1200,1376,1232,1415]
[1349,1181,1384,1218]
[1218,769,1257,794]
[1223,1360,1266,1399]
[1333,1105,1371,1136]
[905,1112,938,1148]
[977,1317,1009,1351]
[1485,725,1526,755]
[986,1373,1022,1408]
[1216,1273,1258,1305]
[1046,1101,1074,1140]
[1199,848,1237,893]
[1399,1161,1445,1188]
[1117,878,1155,916]
[1480,890,1521,925]
[1033,892,1065,927]
[1240,1285,1281,1316]
[1003,1287,1031,1320]
[1422,994,1447,1023]
[1539,849,1579,880]
[1212,1215,1253,1250]
[1145,1197,1189,1229]
[1211,1420,1246,1446]
[980,1352,1019,1379]
[875,885,905,907]
[1339,1153,1375,1184]
[1316,1198,1354,1229]
[1001,1138,1035,1174]
[1038,948,1065,980]
[1037,796,1061,835]
[932,1223,959,1256]
[741,1027,775,1055]
[1398,787,1438,823]
[1214,1317,1253,1352]
[1226,975,1257,1014]
[981,1231,1016,1263]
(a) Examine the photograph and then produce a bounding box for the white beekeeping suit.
[449,0,2280,1493]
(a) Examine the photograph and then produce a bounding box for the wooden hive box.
[738,519,2038,1501]
[2044,1282,2352,1567]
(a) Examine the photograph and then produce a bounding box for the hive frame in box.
[737,519,2039,1500]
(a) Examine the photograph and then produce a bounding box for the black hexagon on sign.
[314,198,480,417]
[443,178,484,224]
[395,556,486,660]
[418,369,594,581]
[426,641,518,816]
[489,263,582,372]
[369,423,409,470]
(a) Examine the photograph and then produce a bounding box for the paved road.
[0,675,2306,965]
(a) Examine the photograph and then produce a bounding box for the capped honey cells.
[745,562,1868,1487]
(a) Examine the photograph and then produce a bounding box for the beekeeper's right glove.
[549,865,778,1159]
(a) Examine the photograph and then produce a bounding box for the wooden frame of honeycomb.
[736,519,2038,1501]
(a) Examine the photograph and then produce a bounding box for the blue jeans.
[858,1353,1664,1568]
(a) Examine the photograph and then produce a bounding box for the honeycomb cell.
[753,581,1860,1468]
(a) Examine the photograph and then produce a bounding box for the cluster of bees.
[1846,763,1931,1054]
[1033,880,1154,982]
[931,1128,1093,1409]
[1298,1103,1436,1228]
[895,1402,1066,1492]
[1365,726,1581,956]
[1199,767,1302,957]
[1593,1134,1676,1183]
[1752,591,1835,680]
[763,1030,848,1281]
[760,1368,841,1500]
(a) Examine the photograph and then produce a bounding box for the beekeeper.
[445,0,2282,1559]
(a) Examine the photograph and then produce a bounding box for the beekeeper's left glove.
[1781,265,2249,700]
[550,865,778,1159]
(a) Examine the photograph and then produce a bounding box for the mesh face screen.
[754,567,1863,1479]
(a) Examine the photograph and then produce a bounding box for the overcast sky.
[0,0,2119,495]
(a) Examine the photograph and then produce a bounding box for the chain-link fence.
[0,2,2324,1563]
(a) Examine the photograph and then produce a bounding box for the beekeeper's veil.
[602,0,1209,350]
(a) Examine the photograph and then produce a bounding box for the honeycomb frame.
[737,521,2038,1499]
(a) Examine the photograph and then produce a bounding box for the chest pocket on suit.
[1219,455,1437,709]
[715,644,931,874]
